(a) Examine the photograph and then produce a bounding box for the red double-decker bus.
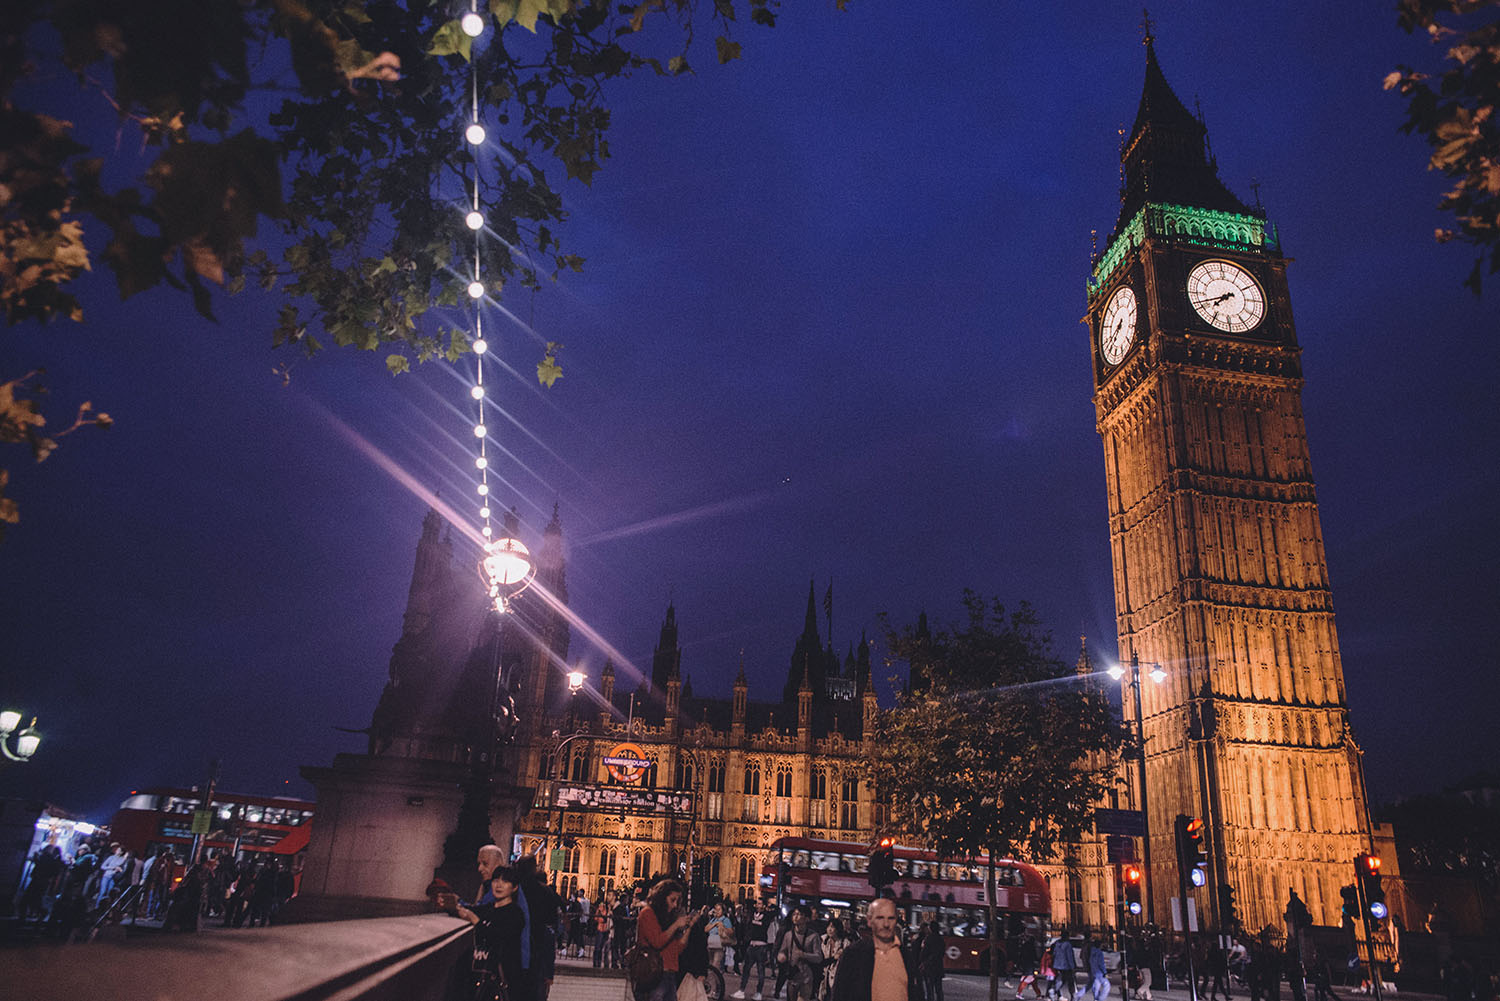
[109,787,314,876]
[762,836,1050,972]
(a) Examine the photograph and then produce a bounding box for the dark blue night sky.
[1,1,1494,821]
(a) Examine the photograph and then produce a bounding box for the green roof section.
[1088,203,1280,299]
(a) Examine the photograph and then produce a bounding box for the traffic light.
[1174,814,1208,887]
[1339,884,1359,930]
[869,837,897,890]
[1122,865,1143,915]
[1356,853,1387,920]
[1219,882,1239,929]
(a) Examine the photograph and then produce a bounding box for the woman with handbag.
[634,879,701,1001]
[457,867,528,1001]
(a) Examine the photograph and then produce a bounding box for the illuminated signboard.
[602,742,651,784]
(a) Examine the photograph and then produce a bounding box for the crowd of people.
[444,856,1500,1001]
[15,838,297,941]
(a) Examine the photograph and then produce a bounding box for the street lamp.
[1107,654,1166,921]
[0,711,40,762]
[481,534,536,613]
[547,668,589,886]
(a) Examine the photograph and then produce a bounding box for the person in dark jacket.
[831,899,922,1001]
[918,922,946,1001]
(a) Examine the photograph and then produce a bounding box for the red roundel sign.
[603,742,651,784]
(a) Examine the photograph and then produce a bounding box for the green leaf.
[372,256,398,276]
[715,36,742,64]
[668,55,690,75]
[386,354,411,375]
[537,353,563,388]
[428,20,474,61]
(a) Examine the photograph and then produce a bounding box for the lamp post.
[1107,654,1166,922]
[0,711,41,762]
[546,668,589,886]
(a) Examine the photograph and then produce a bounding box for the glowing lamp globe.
[567,669,586,693]
[0,710,19,734]
[482,535,536,612]
[1106,665,1125,681]
[460,12,485,37]
[1149,665,1167,684]
[465,123,486,146]
[465,210,484,230]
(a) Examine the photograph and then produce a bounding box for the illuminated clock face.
[1100,285,1138,365]
[1187,260,1265,332]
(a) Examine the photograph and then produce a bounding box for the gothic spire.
[651,602,682,691]
[1115,34,1249,235]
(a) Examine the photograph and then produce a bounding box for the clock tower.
[1085,36,1372,933]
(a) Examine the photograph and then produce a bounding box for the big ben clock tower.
[1086,33,1372,933]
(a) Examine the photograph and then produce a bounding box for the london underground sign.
[603,742,651,784]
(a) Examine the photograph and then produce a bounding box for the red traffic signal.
[1122,864,1143,914]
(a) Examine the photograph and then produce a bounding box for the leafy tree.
[0,371,110,539]
[1386,0,1500,294]
[0,0,797,532]
[1375,787,1500,890]
[868,591,1131,1001]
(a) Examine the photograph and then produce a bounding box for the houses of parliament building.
[354,33,1374,938]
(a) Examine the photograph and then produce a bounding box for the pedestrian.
[18,844,64,924]
[829,898,922,1001]
[707,902,736,972]
[1015,933,1044,1000]
[636,879,698,1001]
[822,918,850,1001]
[162,861,207,932]
[1087,936,1110,1001]
[680,909,714,1001]
[614,890,636,968]
[778,905,825,1001]
[458,866,529,1001]
[1052,931,1078,1001]
[919,922,946,1001]
[595,892,615,969]
[1200,941,1230,1001]
[733,900,776,1000]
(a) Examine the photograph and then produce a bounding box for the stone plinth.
[281,753,470,923]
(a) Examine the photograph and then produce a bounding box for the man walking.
[1052,931,1078,1001]
[733,901,776,1000]
[830,898,921,1001]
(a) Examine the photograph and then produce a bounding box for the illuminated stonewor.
[1084,35,1372,934]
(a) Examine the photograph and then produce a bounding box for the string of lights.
[458,4,534,613]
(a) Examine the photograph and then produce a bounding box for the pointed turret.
[600,659,616,726]
[855,631,872,694]
[732,651,747,736]
[1075,635,1094,677]
[651,603,682,693]
[784,579,832,705]
[1115,36,1249,235]
[400,508,453,637]
[797,663,814,748]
